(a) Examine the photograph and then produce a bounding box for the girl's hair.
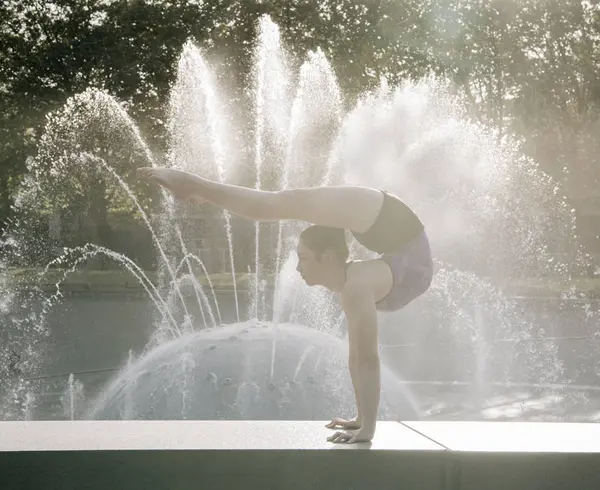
[299,225,349,262]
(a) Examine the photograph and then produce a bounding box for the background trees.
[2,0,599,266]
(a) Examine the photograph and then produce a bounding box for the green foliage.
[2,0,600,262]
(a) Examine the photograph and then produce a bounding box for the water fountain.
[86,322,418,420]
[2,15,598,422]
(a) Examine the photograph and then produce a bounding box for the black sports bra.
[351,190,424,255]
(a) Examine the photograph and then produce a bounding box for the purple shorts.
[376,231,433,312]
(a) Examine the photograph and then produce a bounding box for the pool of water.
[2,291,600,422]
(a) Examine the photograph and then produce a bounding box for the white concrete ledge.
[404,421,600,453]
[1,421,600,490]
[0,420,442,452]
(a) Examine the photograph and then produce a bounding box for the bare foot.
[137,167,203,203]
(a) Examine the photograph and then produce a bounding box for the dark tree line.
[2,0,600,267]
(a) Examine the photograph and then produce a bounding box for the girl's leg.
[139,167,384,234]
